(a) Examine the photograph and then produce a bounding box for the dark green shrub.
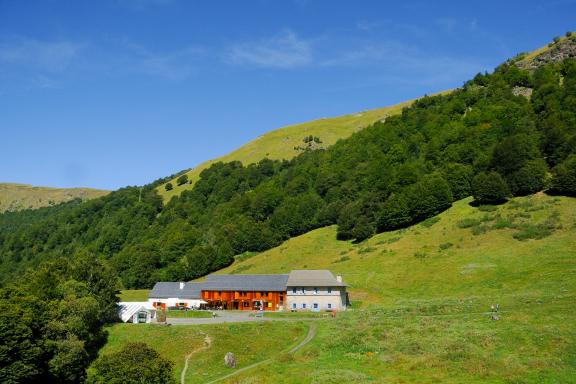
[472,172,511,204]
[439,242,453,250]
[176,174,189,186]
[550,155,576,196]
[457,218,480,228]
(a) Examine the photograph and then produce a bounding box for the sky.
[1,0,575,190]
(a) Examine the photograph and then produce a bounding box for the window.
[243,301,250,308]
[313,303,319,309]
[292,287,297,294]
[328,303,332,309]
[301,287,306,294]
[292,303,297,309]
[302,303,307,309]
[314,287,318,294]
[328,287,332,294]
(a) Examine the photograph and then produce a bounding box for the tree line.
[0,58,575,291]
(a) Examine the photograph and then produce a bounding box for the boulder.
[224,352,236,368]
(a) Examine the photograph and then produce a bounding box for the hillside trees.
[0,255,120,383]
[0,59,576,288]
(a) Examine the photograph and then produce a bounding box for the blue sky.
[1,0,575,190]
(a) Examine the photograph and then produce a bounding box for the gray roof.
[148,271,344,299]
[149,282,202,299]
[202,274,289,291]
[287,270,346,287]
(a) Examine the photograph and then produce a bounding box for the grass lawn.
[90,321,308,383]
[228,299,576,383]
[118,289,150,302]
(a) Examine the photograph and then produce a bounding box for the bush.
[478,205,498,212]
[164,182,173,191]
[457,218,480,228]
[414,251,427,259]
[472,172,510,204]
[513,224,554,241]
[176,174,189,186]
[439,242,453,250]
[91,342,175,384]
[550,155,576,196]
[508,159,548,195]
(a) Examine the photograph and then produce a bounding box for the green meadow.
[110,194,576,382]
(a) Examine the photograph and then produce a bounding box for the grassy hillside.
[157,100,417,202]
[216,195,576,307]
[110,194,576,383]
[91,322,308,383]
[0,182,108,212]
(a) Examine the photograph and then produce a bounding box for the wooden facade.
[202,290,285,311]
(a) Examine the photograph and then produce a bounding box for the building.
[117,302,156,323]
[148,282,207,310]
[148,270,348,311]
[286,270,347,312]
[201,274,288,311]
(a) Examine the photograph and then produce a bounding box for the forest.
[1,57,575,292]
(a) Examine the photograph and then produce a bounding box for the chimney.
[179,282,185,290]
[336,275,342,283]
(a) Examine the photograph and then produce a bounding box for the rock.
[517,37,576,70]
[491,314,499,321]
[512,86,533,98]
[224,352,236,368]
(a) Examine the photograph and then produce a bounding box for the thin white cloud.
[0,37,84,72]
[225,30,312,69]
[116,39,204,80]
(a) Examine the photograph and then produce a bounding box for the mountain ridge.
[0,182,109,213]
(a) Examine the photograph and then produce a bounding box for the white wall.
[148,298,203,308]
[286,286,346,311]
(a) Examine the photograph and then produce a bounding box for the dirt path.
[204,323,316,384]
[181,333,212,384]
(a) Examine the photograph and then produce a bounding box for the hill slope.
[0,182,108,212]
[215,195,576,306]
[157,99,417,201]
[116,194,576,383]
